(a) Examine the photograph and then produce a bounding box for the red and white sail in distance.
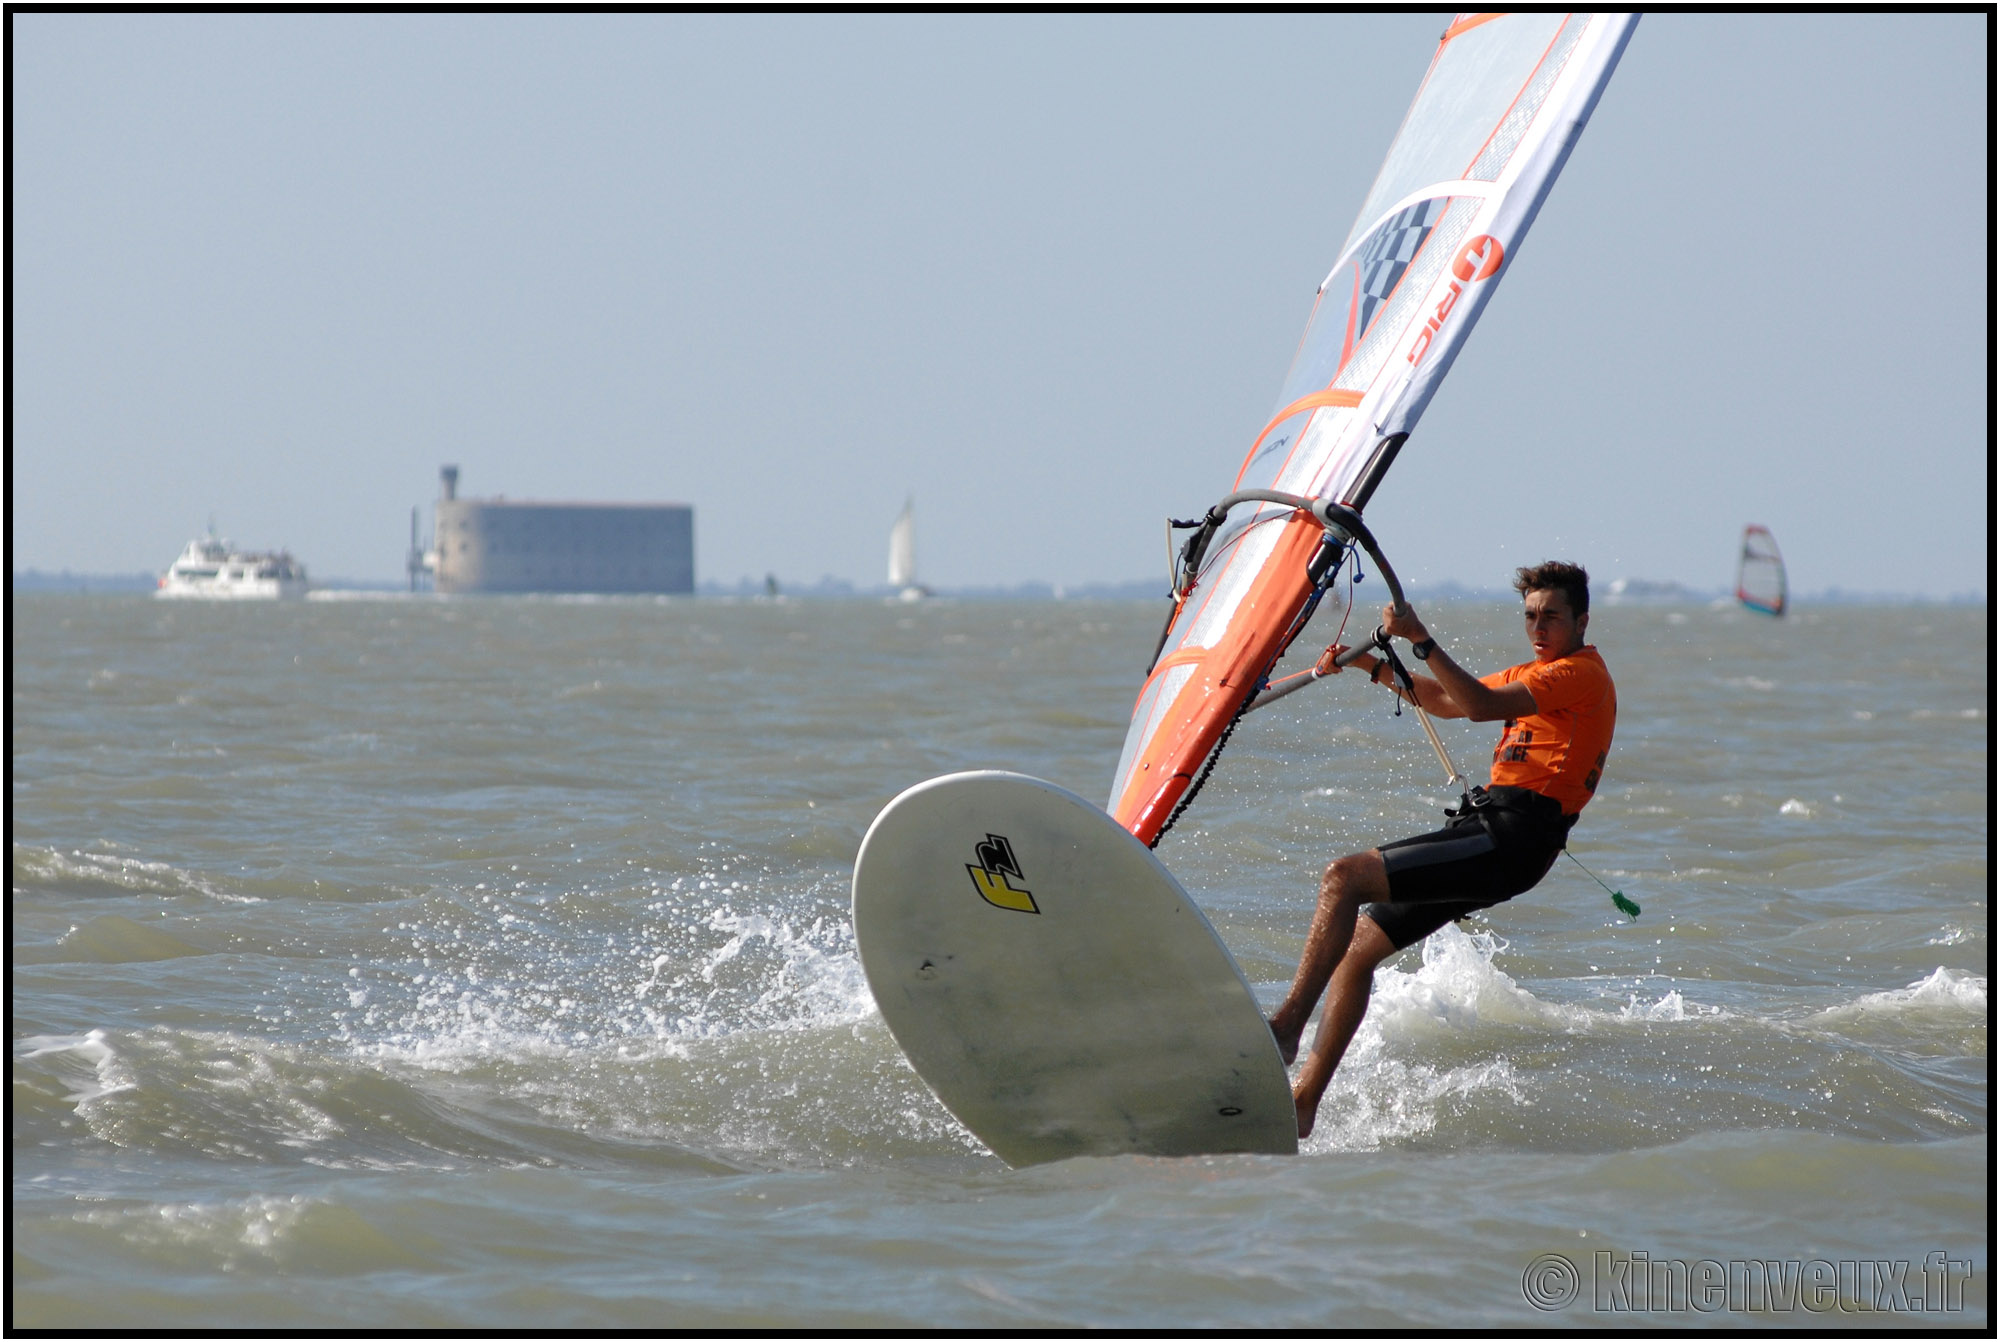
[1736,524,1787,617]
[1110,13,1640,845]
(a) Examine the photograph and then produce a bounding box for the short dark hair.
[1513,561,1589,618]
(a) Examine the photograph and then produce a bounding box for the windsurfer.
[1267,561,1617,1139]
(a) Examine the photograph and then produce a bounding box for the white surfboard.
[852,771,1296,1166]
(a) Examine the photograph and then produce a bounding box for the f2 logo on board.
[966,833,1038,914]
[1406,235,1505,368]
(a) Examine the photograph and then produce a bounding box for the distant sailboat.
[888,498,930,601]
[1736,524,1787,616]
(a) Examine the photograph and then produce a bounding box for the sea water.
[11,592,1987,1328]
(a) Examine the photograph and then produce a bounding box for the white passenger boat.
[156,533,310,600]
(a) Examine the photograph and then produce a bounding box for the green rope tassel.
[1565,849,1640,920]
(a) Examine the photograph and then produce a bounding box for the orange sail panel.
[1108,14,1640,844]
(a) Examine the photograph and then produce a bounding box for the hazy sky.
[13,12,1990,595]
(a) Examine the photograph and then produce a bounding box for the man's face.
[1523,587,1586,661]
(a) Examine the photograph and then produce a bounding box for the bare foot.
[1294,1089,1317,1140]
[1268,1018,1299,1066]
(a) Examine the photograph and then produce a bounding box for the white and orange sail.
[1110,13,1640,845]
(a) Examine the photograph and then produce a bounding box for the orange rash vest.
[1479,645,1616,816]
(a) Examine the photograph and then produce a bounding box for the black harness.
[1447,783,1577,846]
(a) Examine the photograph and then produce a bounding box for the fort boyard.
[425,466,693,596]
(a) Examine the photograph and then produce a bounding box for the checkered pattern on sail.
[1353,197,1447,343]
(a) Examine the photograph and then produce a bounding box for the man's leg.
[1290,915,1398,1138]
[1267,849,1389,1065]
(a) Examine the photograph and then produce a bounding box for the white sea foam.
[1305,926,1564,1152]
[1315,1054,1527,1153]
[1810,967,1987,1025]
[23,847,259,904]
[1615,988,1725,1023]
[78,1193,320,1268]
[15,1029,137,1103]
[1371,924,1581,1036]
[1849,967,1985,1012]
[342,878,871,1073]
[1303,927,1763,1153]
[697,906,873,1033]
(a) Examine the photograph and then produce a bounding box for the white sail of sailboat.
[888,497,929,601]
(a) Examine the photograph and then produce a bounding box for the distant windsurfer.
[1268,561,1617,1139]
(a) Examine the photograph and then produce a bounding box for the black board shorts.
[1361,786,1575,951]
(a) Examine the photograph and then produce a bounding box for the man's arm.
[1318,606,1537,722]
[1383,603,1536,722]
[1399,642,1534,722]
[1316,643,1470,717]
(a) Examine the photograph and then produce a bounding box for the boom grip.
[1184,491,1414,716]
[1172,490,1409,616]
[1311,501,1408,617]
[1331,637,1383,669]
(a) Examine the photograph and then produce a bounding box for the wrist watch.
[1412,637,1437,661]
